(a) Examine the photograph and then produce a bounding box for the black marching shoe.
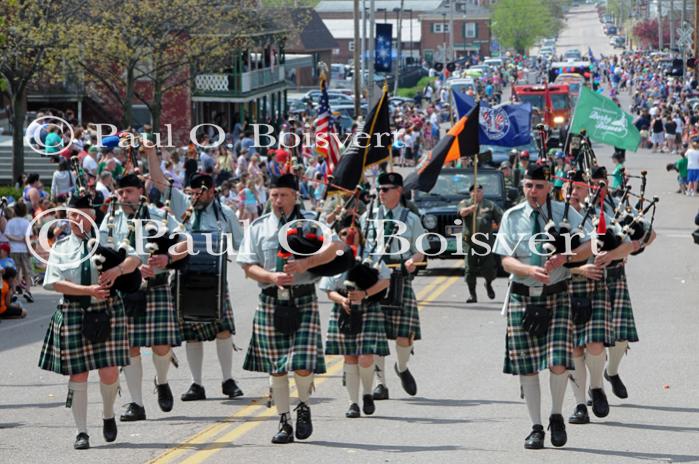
[180,383,206,401]
[394,363,417,396]
[222,378,244,398]
[466,293,478,304]
[548,414,567,447]
[485,281,496,300]
[362,394,376,415]
[103,418,117,442]
[372,384,389,400]
[590,388,610,418]
[271,414,294,444]
[294,402,313,440]
[120,402,146,422]
[524,424,545,450]
[345,403,360,418]
[155,380,174,412]
[604,369,628,399]
[568,403,590,424]
[74,433,90,450]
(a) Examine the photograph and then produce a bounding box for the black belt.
[511,280,568,297]
[605,266,624,280]
[146,273,169,288]
[262,284,316,299]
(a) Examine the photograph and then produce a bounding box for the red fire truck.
[513,84,572,131]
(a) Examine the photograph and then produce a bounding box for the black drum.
[174,232,228,322]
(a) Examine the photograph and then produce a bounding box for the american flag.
[315,79,340,173]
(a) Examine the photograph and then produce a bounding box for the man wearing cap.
[360,172,427,400]
[39,194,141,450]
[493,164,592,450]
[237,173,345,444]
[458,184,503,303]
[500,161,516,194]
[99,174,186,422]
[146,147,245,402]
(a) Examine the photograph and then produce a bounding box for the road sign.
[678,25,694,48]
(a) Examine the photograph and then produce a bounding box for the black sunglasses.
[378,186,398,192]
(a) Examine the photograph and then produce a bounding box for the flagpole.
[360,81,389,181]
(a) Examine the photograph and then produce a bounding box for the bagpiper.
[38,194,141,449]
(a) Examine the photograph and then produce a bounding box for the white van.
[484,58,504,70]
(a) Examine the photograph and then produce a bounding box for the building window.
[464,22,477,39]
[433,23,450,34]
[348,41,355,52]
[424,49,434,63]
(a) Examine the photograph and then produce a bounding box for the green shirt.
[457,198,503,244]
[676,157,688,178]
[611,163,625,190]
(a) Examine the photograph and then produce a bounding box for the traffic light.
[434,62,444,72]
[446,62,456,72]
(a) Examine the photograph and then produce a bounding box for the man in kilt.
[588,167,656,402]
[99,174,187,421]
[493,164,591,450]
[237,174,345,444]
[360,172,427,400]
[147,147,244,401]
[321,216,390,418]
[39,194,141,450]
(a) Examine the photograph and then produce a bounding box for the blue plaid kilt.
[179,290,236,342]
[503,289,574,375]
[605,263,639,343]
[325,301,390,356]
[382,280,421,341]
[39,297,130,375]
[128,283,182,348]
[243,291,326,375]
[570,276,614,347]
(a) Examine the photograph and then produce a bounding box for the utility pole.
[659,0,664,50]
[448,0,455,62]
[354,0,361,116]
[369,0,375,105]
[670,0,676,50]
[695,0,699,80]
[393,1,404,95]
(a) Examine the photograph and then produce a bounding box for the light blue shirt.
[493,200,588,286]
[359,204,428,262]
[169,188,243,247]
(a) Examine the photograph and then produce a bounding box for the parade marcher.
[38,194,141,449]
[146,147,245,402]
[321,216,390,418]
[588,167,656,402]
[494,164,592,449]
[99,174,187,421]
[458,184,503,303]
[237,173,345,443]
[360,172,427,400]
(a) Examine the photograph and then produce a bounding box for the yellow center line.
[149,268,460,464]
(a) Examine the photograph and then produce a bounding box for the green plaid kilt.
[39,297,130,375]
[503,289,574,375]
[128,283,182,348]
[325,301,390,356]
[180,290,236,342]
[605,263,639,343]
[382,281,421,341]
[243,292,326,375]
[570,277,614,348]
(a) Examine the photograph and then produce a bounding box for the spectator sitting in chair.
[0,267,27,320]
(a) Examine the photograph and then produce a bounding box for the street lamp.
[442,12,447,63]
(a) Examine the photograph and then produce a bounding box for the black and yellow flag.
[328,86,392,193]
[403,102,480,192]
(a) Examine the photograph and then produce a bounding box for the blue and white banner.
[453,92,532,147]
[375,23,393,72]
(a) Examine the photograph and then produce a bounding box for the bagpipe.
[610,170,658,255]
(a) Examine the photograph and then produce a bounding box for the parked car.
[412,168,519,259]
[302,90,354,107]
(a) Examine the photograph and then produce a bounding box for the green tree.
[491,0,556,55]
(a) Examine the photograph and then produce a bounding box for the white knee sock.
[186,341,204,385]
[550,371,568,416]
[100,380,119,420]
[375,356,386,385]
[359,363,375,396]
[396,344,412,373]
[294,373,314,404]
[606,341,628,376]
[270,375,290,415]
[123,355,143,406]
[68,381,88,434]
[519,374,542,426]
[586,352,606,389]
[570,356,587,405]
[152,350,171,385]
[215,337,233,382]
[343,363,360,404]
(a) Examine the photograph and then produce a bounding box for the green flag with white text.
[570,86,641,152]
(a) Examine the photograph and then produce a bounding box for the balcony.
[193,65,286,99]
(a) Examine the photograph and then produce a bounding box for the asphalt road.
[2,5,699,464]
